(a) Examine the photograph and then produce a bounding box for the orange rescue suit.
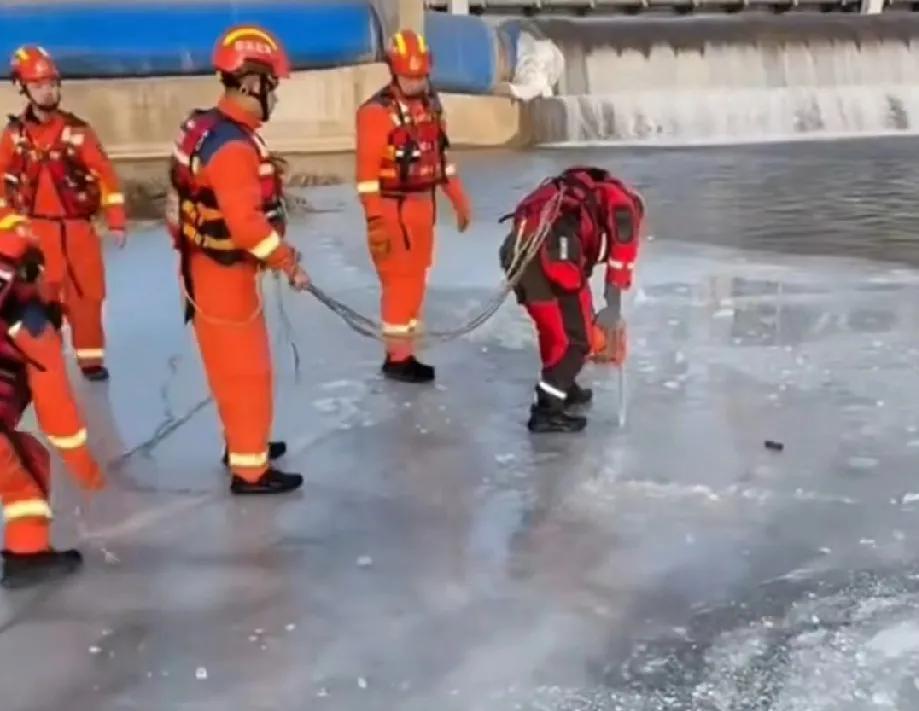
[0,108,125,371]
[355,85,470,361]
[167,98,298,484]
[0,213,104,554]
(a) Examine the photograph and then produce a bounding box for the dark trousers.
[515,261,593,407]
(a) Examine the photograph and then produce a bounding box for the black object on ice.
[764,440,784,452]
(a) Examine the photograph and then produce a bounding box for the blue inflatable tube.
[425,11,497,95]
[0,0,383,78]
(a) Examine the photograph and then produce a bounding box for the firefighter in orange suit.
[165,25,309,496]
[0,46,127,383]
[356,29,472,384]
[0,208,105,589]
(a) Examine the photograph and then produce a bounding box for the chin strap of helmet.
[220,71,273,121]
[253,74,273,122]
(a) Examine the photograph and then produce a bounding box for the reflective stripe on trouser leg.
[537,380,568,403]
[526,287,592,398]
[405,268,428,335]
[61,221,106,366]
[376,193,434,361]
[380,271,424,362]
[74,347,105,368]
[381,325,414,363]
[541,288,592,394]
[69,297,105,367]
[196,319,273,484]
[190,259,273,485]
[67,292,105,368]
[228,450,269,482]
[0,432,53,554]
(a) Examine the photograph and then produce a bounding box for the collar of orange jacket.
[217,96,261,130]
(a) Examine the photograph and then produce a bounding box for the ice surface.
[2,145,919,710]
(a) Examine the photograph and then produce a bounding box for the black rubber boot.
[565,382,593,407]
[222,441,287,467]
[81,365,109,382]
[1,549,83,590]
[230,468,303,495]
[381,356,435,384]
[528,389,587,433]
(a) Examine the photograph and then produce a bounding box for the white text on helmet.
[234,40,274,56]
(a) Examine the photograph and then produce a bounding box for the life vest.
[2,111,102,220]
[500,167,644,290]
[0,246,56,430]
[168,108,285,266]
[369,87,450,197]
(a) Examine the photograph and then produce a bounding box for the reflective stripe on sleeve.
[357,180,380,195]
[0,213,26,231]
[249,231,281,259]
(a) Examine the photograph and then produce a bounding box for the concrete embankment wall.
[0,1,522,216]
[0,65,521,217]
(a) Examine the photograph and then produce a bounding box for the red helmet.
[10,46,59,83]
[386,29,431,79]
[212,25,290,79]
